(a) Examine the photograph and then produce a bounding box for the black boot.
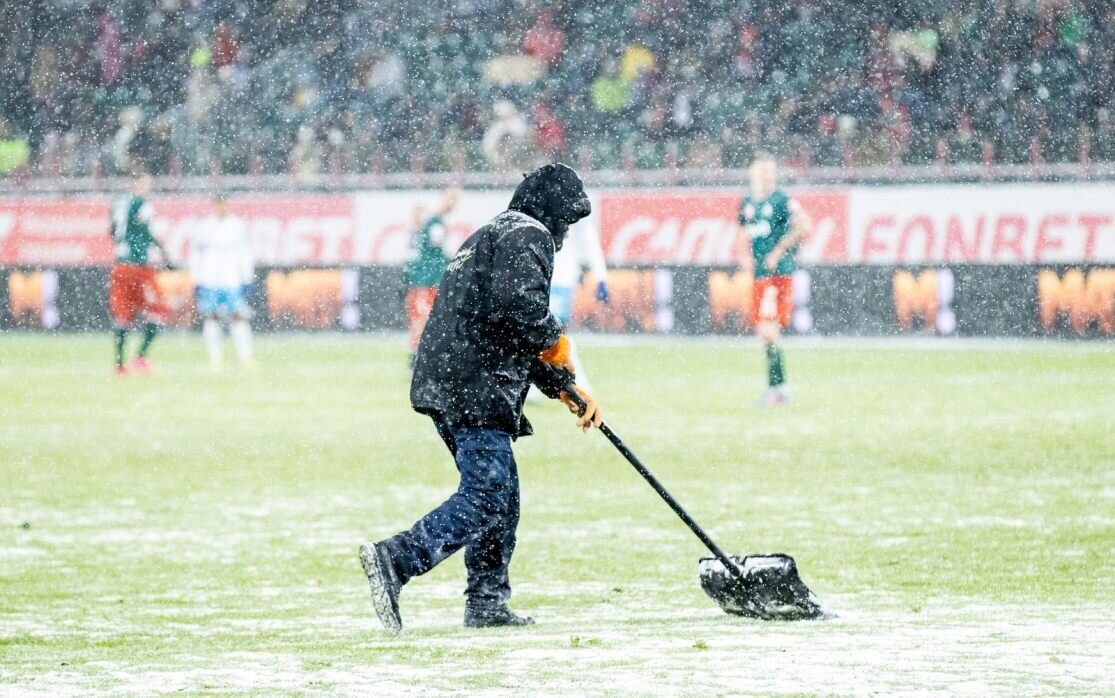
[464,603,535,628]
[359,541,403,634]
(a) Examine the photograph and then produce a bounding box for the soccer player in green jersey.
[403,188,459,366]
[108,173,175,375]
[736,154,812,406]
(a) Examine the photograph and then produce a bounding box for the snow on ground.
[3,336,1111,695]
[4,479,1113,696]
[6,594,1113,696]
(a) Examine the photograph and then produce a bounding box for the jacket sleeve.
[528,359,571,399]
[490,224,563,353]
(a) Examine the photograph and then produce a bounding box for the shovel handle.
[561,381,742,577]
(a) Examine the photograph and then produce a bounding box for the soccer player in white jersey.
[189,193,255,370]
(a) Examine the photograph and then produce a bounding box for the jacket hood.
[508,162,591,248]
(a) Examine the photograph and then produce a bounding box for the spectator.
[112,107,145,174]
[212,20,240,69]
[1091,108,1115,162]
[523,10,566,68]
[0,118,30,176]
[591,60,631,114]
[530,100,566,161]
[735,24,760,81]
[3,1,1115,176]
[130,117,175,176]
[482,99,530,172]
[621,42,655,82]
[95,11,123,87]
[948,112,983,164]
[363,48,407,105]
[290,123,325,177]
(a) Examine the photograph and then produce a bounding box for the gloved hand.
[596,281,610,304]
[560,383,603,432]
[539,335,574,373]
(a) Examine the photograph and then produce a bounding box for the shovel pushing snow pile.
[564,383,828,621]
[699,554,825,621]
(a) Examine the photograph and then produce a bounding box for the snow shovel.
[562,385,827,621]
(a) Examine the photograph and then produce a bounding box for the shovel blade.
[698,554,828,621]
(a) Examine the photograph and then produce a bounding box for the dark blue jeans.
[386,427,520,607]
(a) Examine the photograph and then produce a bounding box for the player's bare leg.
[756,287,788,406]
[131,321,160,374]
[230,314,254,368]
[202,314,224,371]
[113,328,129,376]
[131,284,168,375]
[757,321,787,406]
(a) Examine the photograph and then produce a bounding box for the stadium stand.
[1,0,1113,178]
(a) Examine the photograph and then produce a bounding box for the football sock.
[113,329,126,366]
[766,343,785,387]
[230,319,253,362]
[138,322,159,358]
[203,318,223,365]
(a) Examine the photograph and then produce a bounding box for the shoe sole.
[359,543,402,635]
[464,618,535,628]
[464,610,535,628]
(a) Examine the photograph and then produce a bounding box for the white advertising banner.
[350,190,507,265]
[846,184,1115,265]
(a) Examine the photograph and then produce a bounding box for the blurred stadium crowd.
[1,0,1114,179]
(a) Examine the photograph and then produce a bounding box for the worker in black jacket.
[360,163,603,632]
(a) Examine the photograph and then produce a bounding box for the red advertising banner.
[597,184,1115,265]
[597,189,849,266]
[4,184,1115,266]
[0,199,113,265]
[0,191,508,267]
[0,195,357,267]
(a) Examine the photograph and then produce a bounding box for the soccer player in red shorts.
[108,174,174,375]
[737,154,812,406]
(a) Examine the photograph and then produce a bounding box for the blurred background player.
[189,193,255,370]
[544,219,609,392]
[737,153,812,406]
[403,188,459,367]
[109,173,173,375]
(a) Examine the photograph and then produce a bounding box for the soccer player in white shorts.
[189,193,255,370]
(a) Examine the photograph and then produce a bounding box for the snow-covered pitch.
[2,335,1112,695]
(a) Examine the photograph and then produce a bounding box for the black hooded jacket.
[410,163,592,438]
